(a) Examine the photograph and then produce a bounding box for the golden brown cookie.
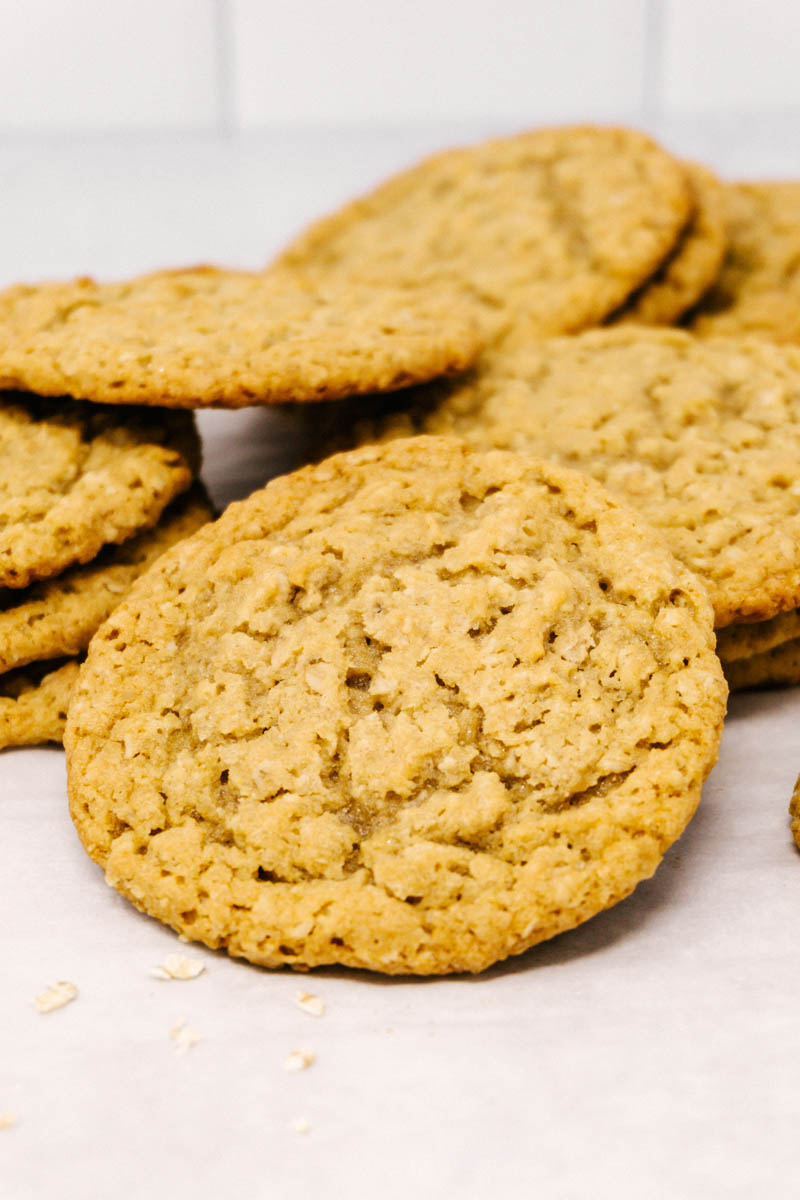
[0,393,199,590]
[789,777,800,850]
[611,164,727,326]
[716,608,800,665]
[0,484,212,675]
[723,638,800,691]
[0,659,80,749]
[688,182,800,342]
[0,267,483,408]
[66,437,726,976]
[350,329,800,627]
[276,125,692,343]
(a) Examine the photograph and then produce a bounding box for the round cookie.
[688,182,800,342]
[354,329,800,627]
[275,125,692,343]
[0,393,199,589]
[611,164,727,326]
[723,638,800,692]
[0,267,484,408]
[0,484,213,674]
[716,608,800,665]
[66,437,726,976]
[0,659,80,749]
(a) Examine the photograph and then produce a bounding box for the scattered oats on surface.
[0,1112,16,1130]
[34,981,78,1013]
[296,991,324,1017]
[289,1117,312,1135]
[150,955,205,981]
[169,1018,201,1054]
[284,1049,316,1073]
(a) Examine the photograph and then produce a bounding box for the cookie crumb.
[150,955,205,981]
[284,1049,315,1072]
[296,991,324,1017]
[0,1113,16,1130]
[170,1018,201,1054]
[34,981,78,1013]
[289,1117,311,1135]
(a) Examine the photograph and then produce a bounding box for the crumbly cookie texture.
[276,125,692,343]
[0,659,80,749]
[66,437,725,976]
[0,393,199,590]
[0,485,212,675]
[723,638,800,692]
[611,163,727,326]
[715,608,800,664]
[352,330,800,627]
[688,182,800,341]
[0,267,484,408]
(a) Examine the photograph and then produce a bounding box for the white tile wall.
[0,0,219,129]
[662,0,800,112]
[230,0,647,125]
[1,1,800,131]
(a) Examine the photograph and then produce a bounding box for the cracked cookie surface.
[0,267,483,408]
[276,125,691,343]
[353,330,800,627]
[0,484,212,674]
[66,437,725,975]
[0,393,198,589]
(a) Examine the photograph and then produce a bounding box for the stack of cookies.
[0,395,210,748]
[3,122,800,977]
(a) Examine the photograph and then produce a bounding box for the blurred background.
[3,1,799,133]
[2,0,800,280]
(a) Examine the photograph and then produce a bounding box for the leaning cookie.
[688,182,800,342]
[66,437,726,976]
[0,484,213,674]
[0,659,80,749]
[347,329,800,628]
[276,125,692,342]
[723,638,800,692]
[0,393,199,589]
[716,608,800,665]
[610,163,727,326]
[0,268,483,408]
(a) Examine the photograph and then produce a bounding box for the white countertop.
[3,119,800,1200]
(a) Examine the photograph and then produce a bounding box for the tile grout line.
[213,0,236,137]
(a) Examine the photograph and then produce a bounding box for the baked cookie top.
[611,163,727,326]
[0,393,198,589]
[0,484,212,674]
[0,267,484,408]
[276,125,692,342]
[66,437,725,976]
[359,330,800,627]
[688,182,800,341]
